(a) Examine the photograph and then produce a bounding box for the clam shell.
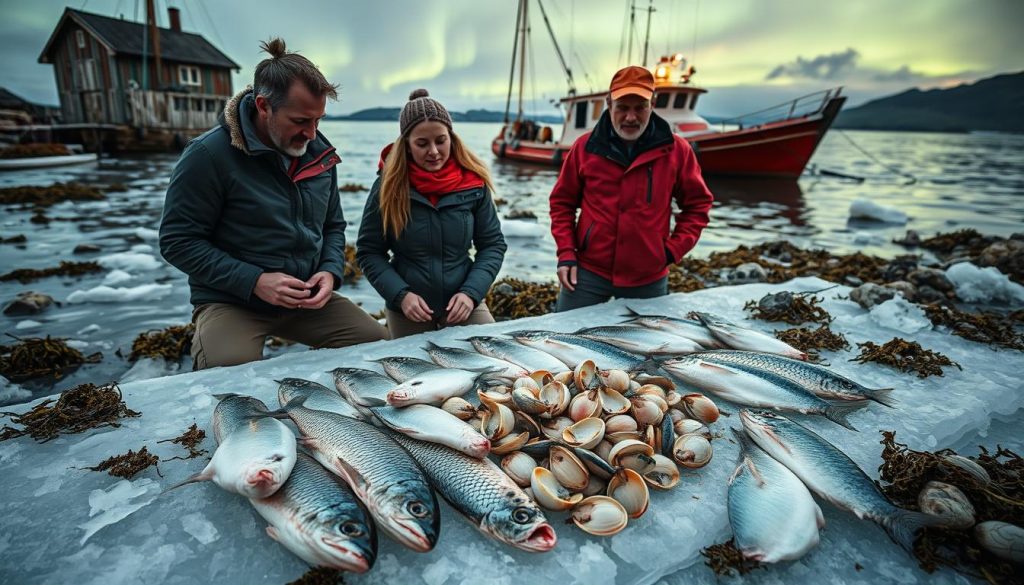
[607,468,650,519]
[562,417,606,450]
[573,446,617,480]
[974,521,1024,564]
[568,390,602,421]
[635,384,667,400]
[665,391,681,408]
[571,495,628,536]
[553,370,574,387]
[513,411,542,438]
[599,369,631,393]
[918,481,975,529]
[605,430,643,444]
[630,394,666,426]
[608,439,655,468]
[681,393,719,424]
[540,416,574,441]
[642,454,680,490]
[501,451,538,487]
[604,414,639,434]
[491,431,531,455]
[574,359,601,392]
[513,376,541,393]
[529,370,555,388]
[539,381,571,418]
[520,438,555,459]
[674,418,709,437]
[480,401,516,441]
[599,387,631,416]
[940,454,991,486]
[441,397,476,421]
[511,386,548,415]
[531,466,584,511]
[633,374,676,393]
[549,445,590,491]
[673,434,713,468]
[582,475,608,497]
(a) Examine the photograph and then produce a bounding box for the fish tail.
[265,395,308,418]
[824,403,860,431]
[422,341,442,351]
[881,507,941,552]
[867,388,898,408]
[621,306,642,317]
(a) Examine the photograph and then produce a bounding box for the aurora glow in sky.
[1,0,1021,117]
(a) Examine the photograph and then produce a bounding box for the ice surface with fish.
[0,277,1021,585]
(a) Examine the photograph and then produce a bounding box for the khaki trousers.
[191,294,388,369]
[385,302,496,340]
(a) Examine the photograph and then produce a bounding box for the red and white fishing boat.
[492,2,846,179]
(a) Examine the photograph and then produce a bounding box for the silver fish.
[283,404,440,552]
[387,367,498,407]
[369,403,490,458]
[250,453,376,572]
[388,432,558,553]
[619,307,724,348]
[728,428,823,563]
[688,312,807,360]
[464,335,569,373]
[505,330,650,371]
[424,341,529,382]
[695,350,896,406]
[661,355,860,430]
[277,378,363,418]
[331,367,395,407]
[168,394,296,499]
[575,325,703,356]
[372,356,442,382]
[740,410,940,551]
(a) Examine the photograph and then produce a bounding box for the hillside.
[329,108,562,124]
[835,71,1024,133]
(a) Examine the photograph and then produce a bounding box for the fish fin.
[726,461,745,486]
[695,360,742,375]
[265,525,281,542]
[162,463,214,494]
[824,402,860,431]
[297,436,322,450]
[882,508,941,552]
[621,306,644,318]
[333,457,370,499]
[211,392,240,402]
[815,504,826,529]
[422,341,443,351]
[360,396,388,407]
[746,458,766,487]
[867,388,898,408]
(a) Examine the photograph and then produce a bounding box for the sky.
[1,0,1021,118]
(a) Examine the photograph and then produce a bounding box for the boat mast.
[146,0,163,88]
[503,0,525,124]
[517,0,528,121]
[641,0,655,66]
[536,0,576,95]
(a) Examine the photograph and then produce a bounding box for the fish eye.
[407,501,430,518]
[270,454,284,462]
[511,506,535,523]
[339,521,364,537]
[411,381,423,386]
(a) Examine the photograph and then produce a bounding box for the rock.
[976,240,1024,280]
[493,282,515,296]
[725,262,767,284]
[850,283,896,309]
[915,285,948,304]
[3,291,55,316]
[73,243,102,254]
[884,280,918,302]
[908,268,955,293]
[757,291,795,313]
[894,230,921,247]
[881,255,920,282]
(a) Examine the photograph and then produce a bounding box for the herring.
[661,355,860,430]
[250,453,376,572]
[574,325,703,356]
[688,312,807,360]
[167,393,296,499]
[463,335,569,373]
[372,356,442,382]
[277,378,363,418]
[619,307,724,348]
[728,428,823,562]
[388,432,558,553]
[279,403,440,552]
[386,366,500,407]
[505,330,651,371]
[368,403,491,458]
[330,367,395,408]
[740,410,940,552]
[423,341,529,382]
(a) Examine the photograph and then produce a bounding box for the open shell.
[633,374,676,393]
[599,369,631,393]
[490,431,531,455]
[599,388,631,416]
[562,417,606,450]
[529,370,555,387]
[568,390,602,422]
[540,416,574,441]
[511,386,548,415]
[635,384,667,400]
[605,430,643,444]
[674,418,709,438]
[549,445,590,491]
[608,439,656,472]
[513,411,542,437]
[642,454,680,490]
[539,381,571,418]
[501,451,538,487]
[571,495,628,536]
[574,359,601,392]
[480,400,516,441]
[681,393,719,424]
[673,434,713,468]
[582,475,608,497]
[513,376,541,393]
[607,468,650,519]
[442,397,476,421]
[531,466,584,511]
[630,394,666,426]
[604,414,639,434]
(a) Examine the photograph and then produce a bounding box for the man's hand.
[445,292,474,325]
[557,265,578,292]
[296,271,334,310]
[254,272,311,308]
[401,292,434,322]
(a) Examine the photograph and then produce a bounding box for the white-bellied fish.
[695,350,896,406]
[330,367,394,408]
[688,312,807,360]
[372,356,442,382]
[280,403,440,552]
[423,341,529,382]
[388,432,558,553]
[277,378,363,418]
[167,394,296,499]
[661,355,860,430]
[464,335,569,373]
[250,453,376,572]
[728,428,823,562]
[505,330,651,371]
[368,403,490,458]
[619,307,724,348]
[386,367,499,407]
[575,325,703,356]
[740,410,940,552]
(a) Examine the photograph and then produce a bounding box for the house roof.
[38,8,240,70]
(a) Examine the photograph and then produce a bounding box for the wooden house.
[37,7,239,148]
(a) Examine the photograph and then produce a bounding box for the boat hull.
[0,153,98,171]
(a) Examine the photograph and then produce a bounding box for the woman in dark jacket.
[356,89,507,339]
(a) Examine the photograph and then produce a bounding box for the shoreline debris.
[701,538,764,576]
[0,382,139,442]
[0,261,104,284]
[128,324,194,361]
[924,304,1024,351]
[0,335,102,382]
[744,290,833,325]
[0,143,70,158]
[86,446,161,479]
[485,277,559,321]
[774,325,850,363]
[0,182,106,207]
[287,567,345,585]
[343,244,362,285]
[158,423,208,460]
[338,183,366,193]
[851,338,961,378]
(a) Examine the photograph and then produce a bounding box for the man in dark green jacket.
[159,38,386,369]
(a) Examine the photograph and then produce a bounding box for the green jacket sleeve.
[459,188,507,304]
[356,178,410,307]
[159,141,264,303]
[316,169,347,289]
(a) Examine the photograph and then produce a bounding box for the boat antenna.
[536,0,576,95]
[517,0,529,120]
[690,0,700,70]
[503,0,525,124]
[641,0,655,66]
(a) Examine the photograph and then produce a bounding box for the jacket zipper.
[646,164,654,204]
[580,222,594,253]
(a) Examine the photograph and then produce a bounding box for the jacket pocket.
[577,221,595,254]
[646,164,654,204]
[300,175,333,226]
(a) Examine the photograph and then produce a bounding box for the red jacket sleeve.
[549,137,587,264]
[665,139,714,263]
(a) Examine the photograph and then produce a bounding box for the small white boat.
[0,152,98,171]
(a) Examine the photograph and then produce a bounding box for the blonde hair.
[378,131,495,238]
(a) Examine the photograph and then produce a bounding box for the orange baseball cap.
[609,65,655,101]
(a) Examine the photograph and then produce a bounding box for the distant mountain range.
[835,71,1024,133]
[329,108,563,124]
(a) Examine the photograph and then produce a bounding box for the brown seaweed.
[0,382,140,442]
[86,446,161,479]
[700,538,763,577]
[744,291,833,325]
[338,183,366,193]
[158,423,208,460]
[775,325,850,362]
[0,260,104,283]
[485,277,559,321]
[851,338,961,378]
[129,324,194,361]
[0,143,70,158]
[1,234,27,244]
[287,567,345,585]
[504,209,537,220]
[343,244,362,285]
[923,304,1024,351]
[0,182,106,207]
[918,229,992,257]
[0,335,102,382]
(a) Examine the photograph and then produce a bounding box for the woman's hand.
[445,292,474,324]
[401,292,434,322]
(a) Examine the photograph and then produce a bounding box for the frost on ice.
[868,297,931,333]
[67,283,173,304]
[945,262,1024,305]
[0,277,1021,585]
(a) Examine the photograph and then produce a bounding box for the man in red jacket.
[549,65,714,311]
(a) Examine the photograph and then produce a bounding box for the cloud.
[766,48,860,80]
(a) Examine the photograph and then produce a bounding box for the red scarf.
[379,144,484,206]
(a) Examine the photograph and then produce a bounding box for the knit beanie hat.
[399,89,453,136]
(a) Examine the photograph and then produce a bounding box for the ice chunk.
[499,218,548,238]
[65,339,90,350]
[67,284,173,304]
[98,252,162,271]
[0,382,31,404]
[181,512,220,545]
[849,199,908,223]
[945,262,1024,305]
[79,479,160,544]
[574,542,619,585]
[102,269,134,286]
[15,319,43,330]
[869,297,931,333]
[121,358,182,383]
[130,243,154,253]
[134,227,159,241]
[77,323,102,336]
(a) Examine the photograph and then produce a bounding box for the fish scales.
[373,357,442,382]
[465,336,568,372]
[213,394,272,443]
[332,367,395,406]
[277,378,362,418]
[508,330,648,370]
[425,342,528,380]
[575,325,703,355]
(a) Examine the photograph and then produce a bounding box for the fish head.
[506,330,550,343]
[312,512,377,573]
[386,380,423,406]
[376,481,440,552]
[231,450,296,499]
[459,427,491,458]
[481,500,557,552]
[738,410,793,456]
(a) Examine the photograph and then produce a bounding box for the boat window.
[654,93,670,109]
[689,94,700,110]
[673,93,687,109]
[591,100,604,120]
[575,101,588,128]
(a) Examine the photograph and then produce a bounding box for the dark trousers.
[555,266,668,312]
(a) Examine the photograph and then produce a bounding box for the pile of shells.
[443,359,720,537]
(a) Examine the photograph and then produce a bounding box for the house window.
[654,93,670,109]
[205,99,218,112]
[76,31,86,49]
[178,66,201,86]
[173,97,187,111]
[673,93,687,109]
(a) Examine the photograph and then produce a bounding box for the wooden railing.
[126,89,227,130]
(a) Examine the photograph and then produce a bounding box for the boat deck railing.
[714,87,843,131]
